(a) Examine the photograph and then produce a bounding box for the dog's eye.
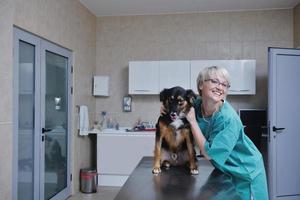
[167,97,173,102]
[178,99,184,106]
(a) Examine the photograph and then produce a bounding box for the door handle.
[42,128,52,133]
[272,126,285,132]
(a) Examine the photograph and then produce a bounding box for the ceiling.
[79,0,300,17]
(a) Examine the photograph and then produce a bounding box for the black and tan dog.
[152,86,198,175]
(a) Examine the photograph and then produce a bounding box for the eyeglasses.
[205,79,230,88]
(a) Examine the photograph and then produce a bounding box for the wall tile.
[0,1,14,197]
[230,42,243,59]
[242,42,256,59]
[0,123,13,200]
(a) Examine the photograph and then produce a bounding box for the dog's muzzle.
[170,112,178,121]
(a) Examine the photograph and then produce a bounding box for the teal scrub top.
[194,98,269,200]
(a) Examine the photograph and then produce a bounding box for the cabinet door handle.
[134,89,150,92]
[229,89,250,92]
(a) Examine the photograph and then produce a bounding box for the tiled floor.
[68,186,121,200]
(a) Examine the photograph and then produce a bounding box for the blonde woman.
[186,66,268,199]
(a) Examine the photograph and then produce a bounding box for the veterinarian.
[185,66,269,200]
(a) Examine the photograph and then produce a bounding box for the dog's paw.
[152,167,162,174]
[190,169,199,175]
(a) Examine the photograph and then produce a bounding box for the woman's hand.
[186,107,197,124]
[186,107,211,160]
[160,105,167,115]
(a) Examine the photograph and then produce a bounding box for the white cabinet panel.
[225,60,256,95]
[159,60,190,91]
[129,61,159,94]
[97,132,155,186]
[191,60,218,94]
[190,60,256,95]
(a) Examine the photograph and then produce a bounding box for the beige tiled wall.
[294,3,300,47]
[0,0,14,199]
[95,9,293,127]
[0,0,96,198]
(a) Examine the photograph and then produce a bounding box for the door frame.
[13,26,42,200]
[13,26,73,200]
[268,47,300,200]
[40,39,73,200]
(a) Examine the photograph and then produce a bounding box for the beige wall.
[0,0,14,199]
[95,9,293,127]
[0,0,96,198]
[294,3,300,47]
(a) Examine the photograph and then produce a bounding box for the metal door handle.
[272,126,285,132]
[42,128,52,133]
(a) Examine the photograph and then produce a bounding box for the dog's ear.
[186,89,197,105]
[159,88,169,102]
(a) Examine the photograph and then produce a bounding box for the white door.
[268,48,300,200]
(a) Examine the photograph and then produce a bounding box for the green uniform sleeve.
[204,117,240,166]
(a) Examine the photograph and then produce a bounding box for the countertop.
[89,128,155,136]
[114,157,242,200]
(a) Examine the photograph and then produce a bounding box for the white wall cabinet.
[190,60,256,95]
[129,60,256,95]
[93,76,109,96]
[129,61,159,94]
[159,60,190,91]
[97,132,155,186]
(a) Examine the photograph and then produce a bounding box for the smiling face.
[200,76,228,103]
[197,66,230,103]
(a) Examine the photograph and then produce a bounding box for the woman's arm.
[186,107,211,160]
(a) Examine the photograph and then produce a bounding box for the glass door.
[13,28,41,200]
[41,41,72,200]
[13,27,72,200]
[17,41,36,200]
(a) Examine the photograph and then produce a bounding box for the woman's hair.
[196,66,230,96]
